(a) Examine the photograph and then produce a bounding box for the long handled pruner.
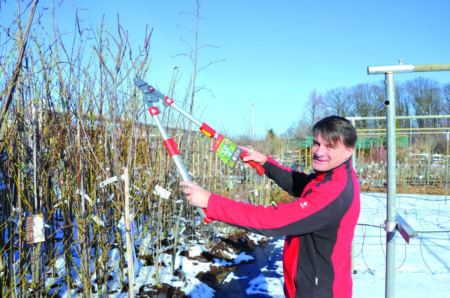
[134,84,212,223]
[134,77,265,223]
[135,77,265,174]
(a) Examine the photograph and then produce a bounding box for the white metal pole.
[367,62,450,298]
[385,72,397,298]
[368,63,450,75]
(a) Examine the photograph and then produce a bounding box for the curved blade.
[134,76,164,103]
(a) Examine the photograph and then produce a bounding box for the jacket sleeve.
[206,171,349,237]
[262,156,312,197]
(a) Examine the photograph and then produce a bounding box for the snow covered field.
[54,192,448,297]
[353,192,449,298]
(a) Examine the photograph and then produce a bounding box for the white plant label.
[26,214,45,244]
[153,185,171,199]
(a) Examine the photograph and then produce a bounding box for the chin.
[312,161,332,172]
[312,164,324,172]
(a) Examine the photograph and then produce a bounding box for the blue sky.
[2,0,450,138]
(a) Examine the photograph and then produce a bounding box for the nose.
[315,145,325,156]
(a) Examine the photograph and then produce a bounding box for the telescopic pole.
[146,103,212,223]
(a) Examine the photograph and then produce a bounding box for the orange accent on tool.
[240,151,265,176]
[164,139,180,156]
[149,106,160,116]
[164,96,174,106]
[200,123,216,138]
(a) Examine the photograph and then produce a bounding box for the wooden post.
[123,168,135,297]
[298,146,301,171]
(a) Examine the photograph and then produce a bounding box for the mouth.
[313,155,326,161]
[313,157,328,165]
[314,159,326,163]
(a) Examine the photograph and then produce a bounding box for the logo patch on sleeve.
[299,201,308,209]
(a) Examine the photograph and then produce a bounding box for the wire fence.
[354,192,449,278]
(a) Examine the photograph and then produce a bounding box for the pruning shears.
[135,77,265,174]
[134,77,265,223]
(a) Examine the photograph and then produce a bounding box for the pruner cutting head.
[134,76,163,103]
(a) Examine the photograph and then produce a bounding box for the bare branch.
[0,0,38,147]
[197,58,225,73]
[198,43,219,50]
[176,23,195,34]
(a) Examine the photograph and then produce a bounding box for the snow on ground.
[353,192,449,297]
[56,192,448,297]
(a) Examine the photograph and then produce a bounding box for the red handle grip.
[240,151,265,176]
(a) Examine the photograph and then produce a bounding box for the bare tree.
[404,77,443,128]
[324,87,351,117]
[177,0,224,114]
[349,83,384,128]
[307,89,328,127]
[284,117,311,139]
[443,83,450,116]
[393,83,413,128]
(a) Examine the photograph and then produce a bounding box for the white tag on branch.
[26,214,45,244]
[100,174,127,188]
[153,185,171,200]
[76,189,92,203]
[99,176,118,188]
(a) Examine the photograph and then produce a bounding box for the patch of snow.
[234,252,254,264]
[246,273,284,297]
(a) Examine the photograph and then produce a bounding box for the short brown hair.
[312,115,357,148]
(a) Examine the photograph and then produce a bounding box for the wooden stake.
[123,168,135,297]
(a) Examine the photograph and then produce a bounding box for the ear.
[345,146,355,159]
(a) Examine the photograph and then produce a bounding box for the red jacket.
[207,157,360,297]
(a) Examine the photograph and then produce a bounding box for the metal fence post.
[385,72,397,298]
[368,62,450,298]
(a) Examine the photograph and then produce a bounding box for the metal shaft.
[149,104,207,219]
[168,101,203,128]
[368,63,450,75]
[385,72,397,298]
